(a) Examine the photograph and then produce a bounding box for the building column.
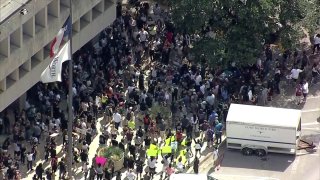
[18,93,27,111]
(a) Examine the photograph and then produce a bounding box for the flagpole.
[67,0,74,177]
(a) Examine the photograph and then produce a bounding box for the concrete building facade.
[0,0,116,112]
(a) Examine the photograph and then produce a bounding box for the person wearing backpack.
[295,82,303,105]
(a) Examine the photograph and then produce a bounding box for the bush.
[98,146,124,162]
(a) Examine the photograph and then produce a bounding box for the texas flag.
[50,16,72,58]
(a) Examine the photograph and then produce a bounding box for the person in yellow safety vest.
[128,119,135,130]
[165,136,176,146]
[149,25,157,36]
[181,138,192,151]
[101,94,108,109]
[175,149,187,168]
[176,157,185,172]
[147,144,160,157]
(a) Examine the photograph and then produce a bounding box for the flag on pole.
[50,16,72,57]
[41,41,71,83]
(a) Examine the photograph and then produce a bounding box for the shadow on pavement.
[220,149,296,172]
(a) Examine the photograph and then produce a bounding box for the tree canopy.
[170,0,320,66]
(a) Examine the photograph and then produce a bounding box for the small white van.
[226,104,301,156]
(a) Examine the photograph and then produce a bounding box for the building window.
[31,49,43,69]
[10,28,22,54]
[80,11,92,30]
[23,17,34,44]
[35,8,46,33]
[0,38,9,60]
[92,1,103,20]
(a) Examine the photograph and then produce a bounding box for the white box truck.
[226,104,301,156]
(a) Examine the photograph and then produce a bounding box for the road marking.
[296,152,319,156]
[291,155,300,171]
[302,127,320,131]
[212,174,280,180]
[302,122,320,126]
[307,96,320,99]
[302,109,320,113]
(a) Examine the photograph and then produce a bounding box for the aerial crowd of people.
[0,1,319,180]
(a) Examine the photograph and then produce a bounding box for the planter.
[113,156,124,171]
[97,146,124,171]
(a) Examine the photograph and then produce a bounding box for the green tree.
[170,0,320,66]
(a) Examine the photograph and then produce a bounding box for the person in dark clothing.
[46,169,53,180]
[135,158,144,179]
[172,88,178,102]
[58,159,66,178]
[274,67,281,94]
[3,114,10,134]
[181,115,190,132]
[99,133,107,145]
[139,73,145,91]
[7,167,15,180]
[143,114,151,133]
[136,126,144,137]
[193,157,199,174]
[104,167,112,180]
[128,143,136,160]
[86,132,92,145]
[118,139,125,151]
[35,163,44,180]
[144,136,151,148]
[265,44,273,61]
[116,2,122,18]
[127,155,135,169]
[80,151,88,164]
[20,144,26,164]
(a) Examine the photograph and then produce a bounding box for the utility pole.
[67,0,74,178]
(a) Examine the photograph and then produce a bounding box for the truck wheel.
[242,147,253,156]
[256,149,266,157]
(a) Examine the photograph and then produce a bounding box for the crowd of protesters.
[0,1,319,180]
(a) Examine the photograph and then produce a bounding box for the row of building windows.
[0,0,113,93]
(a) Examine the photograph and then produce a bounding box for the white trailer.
[226,104,301,156]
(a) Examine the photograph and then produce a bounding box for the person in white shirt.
[81,121,87,129]
[206,93,215,106]
[176,157,184,172]
[139,29,148,43]
[148,157,157,178]
[72,86,77,97]
[195,74,202,86]
[112,111,122,129]
[13,143,21,159]
[313,34,320,54]
[82,162,89,179]
[302,80,309,102]
[290,67,303,82]
[200,83,206,94]
[213,147,219,171]
[27,152,34,171]
[81,102,89,112]
[153,3,161,16]
[126,169,136,180]
[127,85,135,94]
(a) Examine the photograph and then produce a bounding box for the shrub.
[98,146,124,162]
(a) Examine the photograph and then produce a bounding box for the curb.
[186,152,213,173]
